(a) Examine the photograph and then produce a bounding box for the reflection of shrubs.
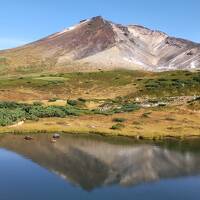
[111,123,125,130]
[113,118,126,123]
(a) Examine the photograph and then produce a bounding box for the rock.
[51,139,57,143]
[80,19,87,23]
[9,121,24,128]
[24,136,33,141]
[88,125,96,129]
[135,97,140,102]
[158,102,167,107]
[53,133,60,139]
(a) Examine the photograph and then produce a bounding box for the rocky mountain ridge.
[0,16,199,72]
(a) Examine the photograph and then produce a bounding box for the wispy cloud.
[0,37,29,50]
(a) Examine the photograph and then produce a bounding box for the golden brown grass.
[0,70,199,139]
[1,106,199,139]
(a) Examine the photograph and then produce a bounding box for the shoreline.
[1,124,200,141]
[0,106,200,140]
[0,98,199,141]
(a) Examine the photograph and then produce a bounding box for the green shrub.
[0,108,26,126]
[113,118,126,123]
[0,101,87,126]
[33,101,43,106]
[142,112,151,118]
[0,101,21,109]
[28,105,66,118]
[117,103,140,113]
[110,123,125,130]
[0,99,140,127]
[67,99,78,106]
[26,114,39,121]
[48,98,59,102]
[78,98,86,102]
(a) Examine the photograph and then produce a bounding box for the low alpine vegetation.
[0,99,141,127]
[112,118,126,123]
[0,101,91,126]
[110,123,125,130]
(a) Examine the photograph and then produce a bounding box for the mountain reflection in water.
[0,134,200,191]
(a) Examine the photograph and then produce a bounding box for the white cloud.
[0,37,28,50]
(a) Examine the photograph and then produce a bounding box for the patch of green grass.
[0,70,141,93]
[48,98,59,102]
[0,70,199,101]
[136,70,200,97]
[0,57,7,65]
[34,76,67,81]
[110,123,125,130]
[67,99,78,106]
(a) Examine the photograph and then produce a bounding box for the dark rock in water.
[53,133,60,139]
[152,136,157,141]
[24,136,33,141]
[136,135,144,140]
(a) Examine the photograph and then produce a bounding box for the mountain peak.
[90,15,105,21]
[0,16,200,72]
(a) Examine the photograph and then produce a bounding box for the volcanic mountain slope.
[0,16,200,73]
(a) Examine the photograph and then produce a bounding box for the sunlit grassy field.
[0,70,199,101]
[0,69,199,138]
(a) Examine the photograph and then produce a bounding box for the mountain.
[0,16,200,73]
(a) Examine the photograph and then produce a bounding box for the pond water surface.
[0,134,200,200]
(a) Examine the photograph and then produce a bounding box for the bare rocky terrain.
[0,16,200,73]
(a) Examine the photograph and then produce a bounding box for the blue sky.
[0,0,200,50]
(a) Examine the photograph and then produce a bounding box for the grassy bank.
[0,103,199,140]
[0,100,140,127]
